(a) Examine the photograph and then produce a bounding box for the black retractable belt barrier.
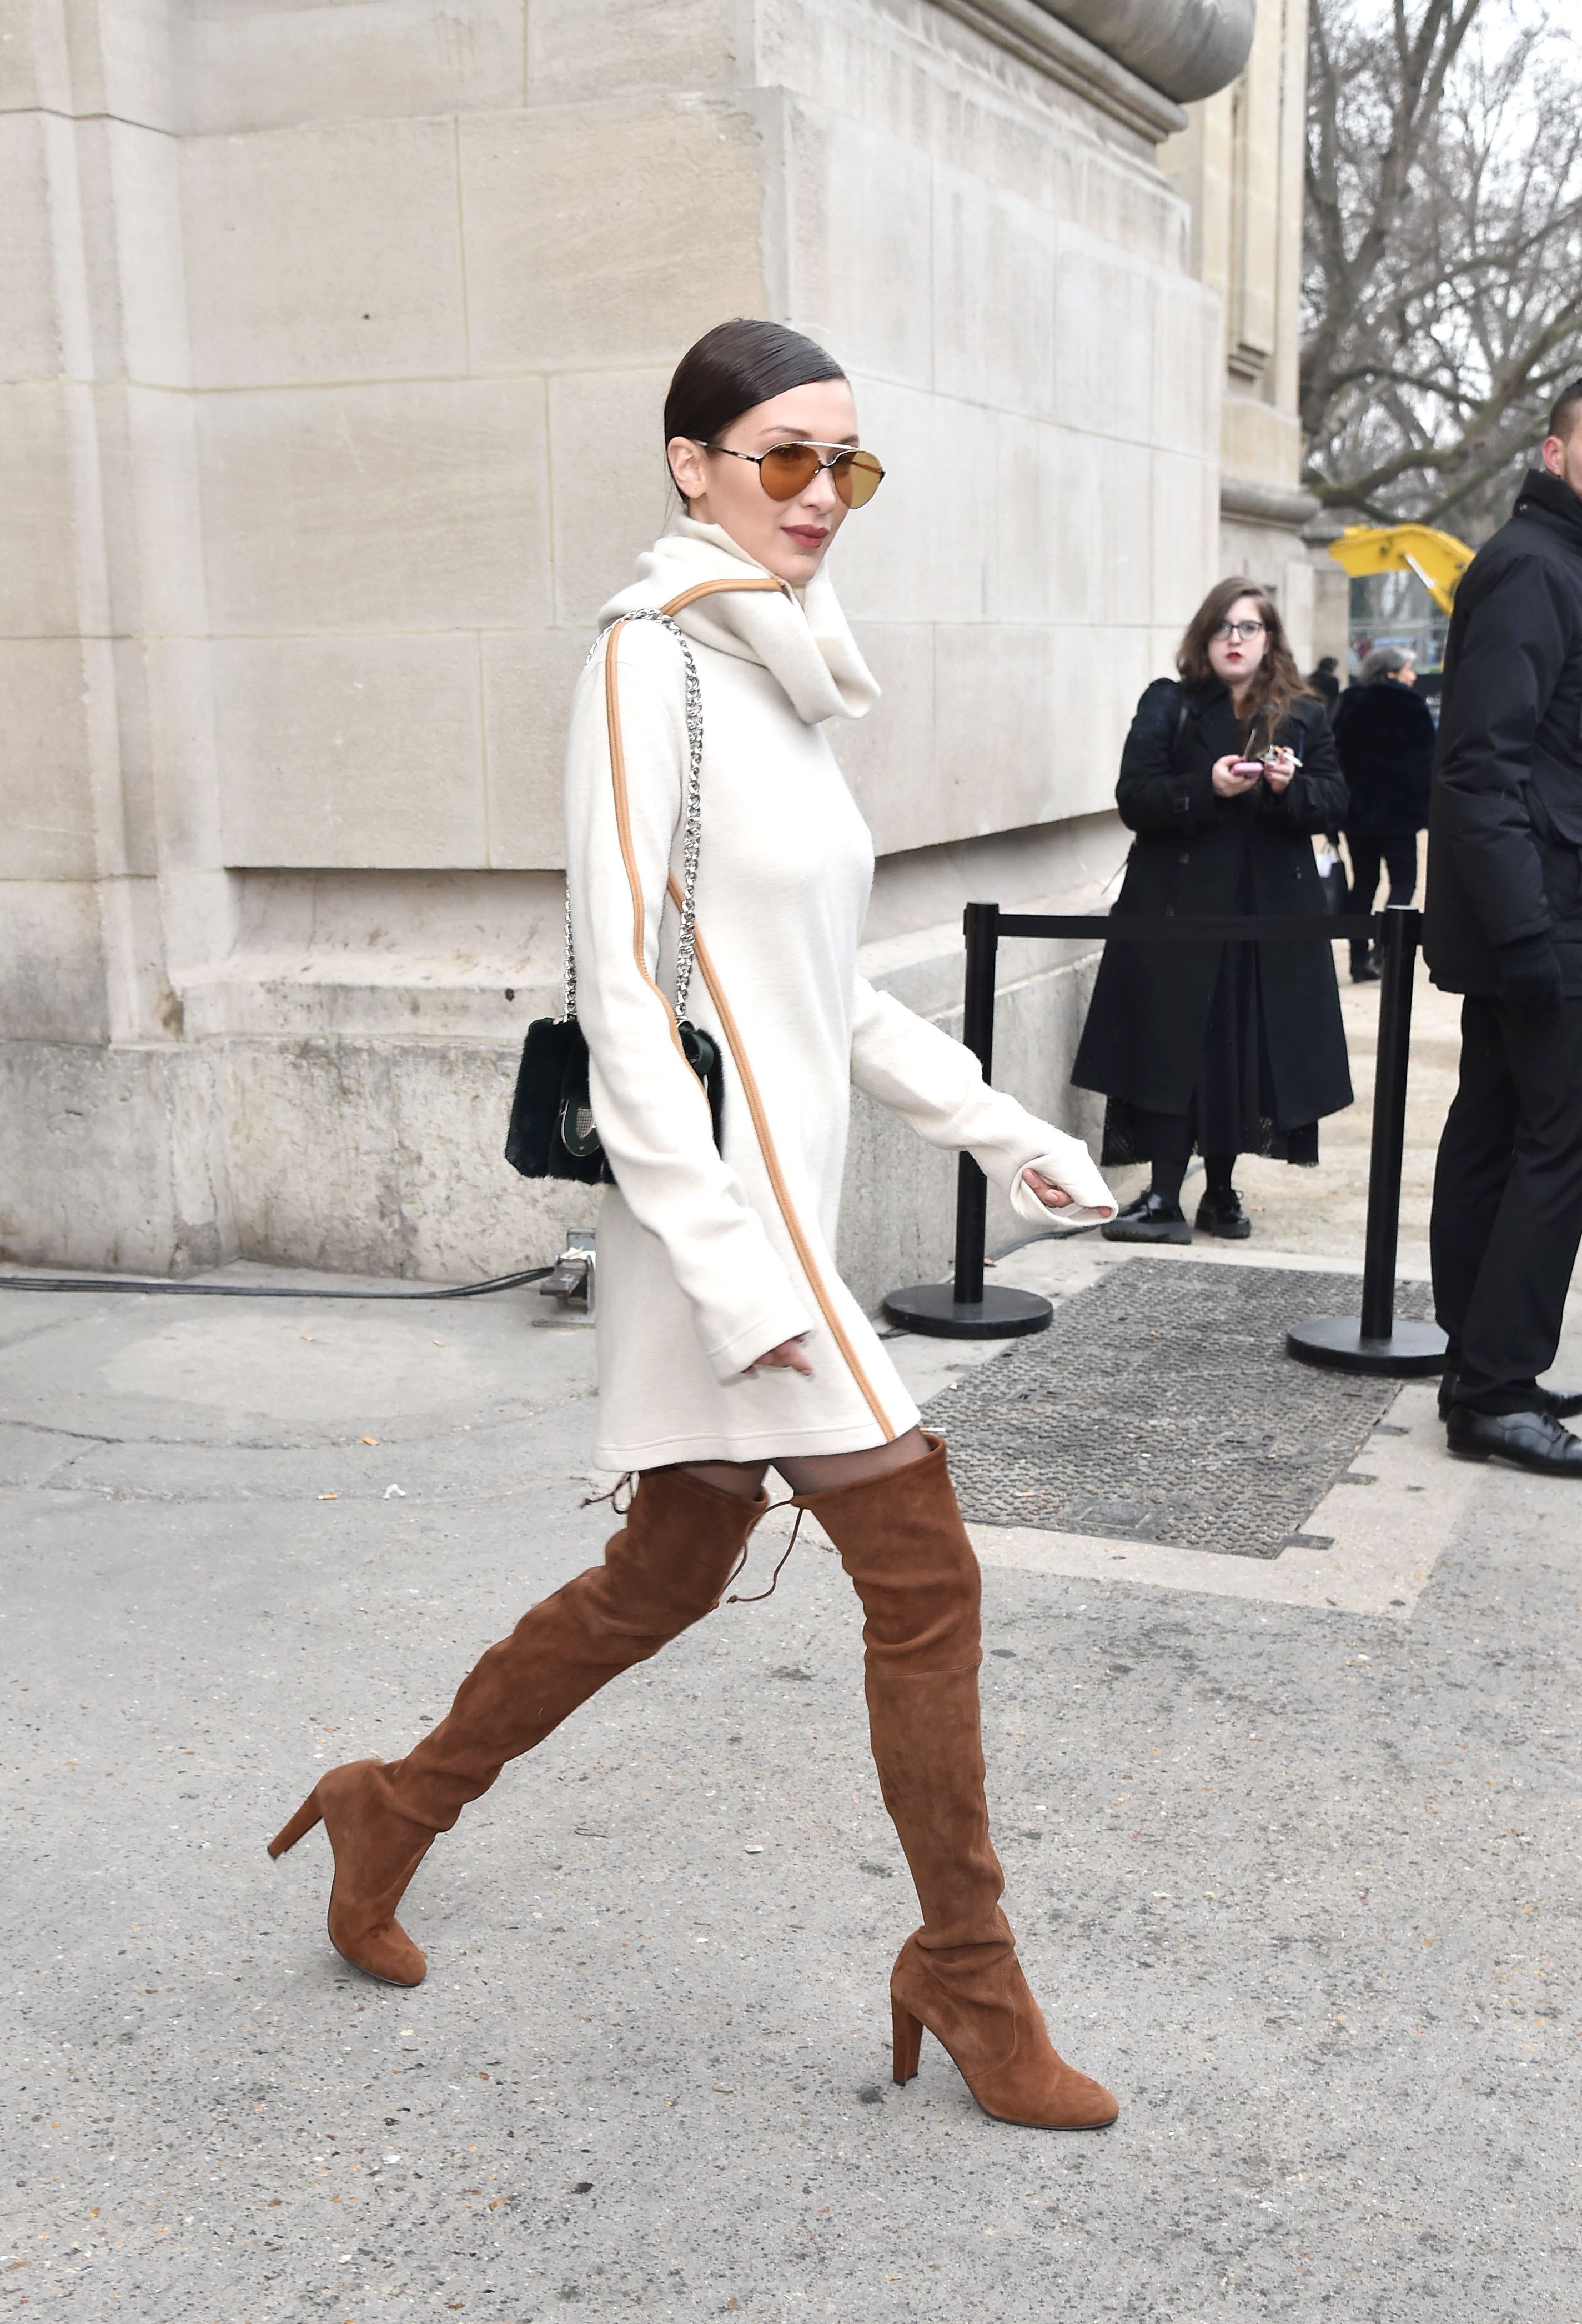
[883,900,1448,1379]
[1286,905,1447,1376]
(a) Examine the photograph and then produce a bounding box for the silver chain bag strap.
[564,608,705,1023]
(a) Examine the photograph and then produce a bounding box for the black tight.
[1149,1145,1238,1205]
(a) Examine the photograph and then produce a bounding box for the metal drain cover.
[923,1258,1433,1560]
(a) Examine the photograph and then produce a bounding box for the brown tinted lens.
[758,443,822,501]
[832,450,884,509]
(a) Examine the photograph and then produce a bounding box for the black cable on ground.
[0,1266,555,1300]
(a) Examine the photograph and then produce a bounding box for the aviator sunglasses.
[699,438,886,509]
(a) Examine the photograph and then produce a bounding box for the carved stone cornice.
[1040,2,1257,105]
[928,0,1189,141]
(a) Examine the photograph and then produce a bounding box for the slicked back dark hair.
[1547,378,1582,444]
[664,319,846,494]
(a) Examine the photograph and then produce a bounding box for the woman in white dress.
[270,320,1120,2131]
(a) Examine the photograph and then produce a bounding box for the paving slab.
[3,1229,1581,2322]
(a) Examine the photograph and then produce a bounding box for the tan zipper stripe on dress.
[671,874,898,1443]
[602,619,707,1097]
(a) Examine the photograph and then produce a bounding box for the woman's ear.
[667,436,708,508]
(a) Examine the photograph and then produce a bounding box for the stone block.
[786,103,934,388]
[180,0,524,134]
[0,0,57,108]
[198,378,551,633]
[182,117,466,387]
[221,1034,595,1279]
[123,384,207,634]
[1054,227,1156,445]
[1091,433,1154,628]
[95,118,192,387]
[826,623,936,860]
[460,97,766,372]
[932,169,1056,420]
[528,0,742,98]
[0,382,78,636]
[0,115,59,384]
[546,366,676,627]
[0,1038,233,1275]
[140,638,225,878]
[934,624,1062,842]
[1150,449,1218,629]
[213,634,486,868]
[1152,271,1221,457]
[830,377,995,628]
[1052,622,1157,820]
[0,639,98,880]
[483,628,596,871]
[61,0,179,131]
[0,879,108,1044]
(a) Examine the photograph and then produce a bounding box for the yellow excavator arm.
[1327,522,1474,617]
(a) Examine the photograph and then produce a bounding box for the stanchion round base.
[883,1281,1054,1339]
[1286,1315,1447,1377]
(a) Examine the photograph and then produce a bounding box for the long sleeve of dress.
[848,976,1116,1224]
[565,631,814,1382]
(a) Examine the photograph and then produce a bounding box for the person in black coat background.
[1333,645,1435,981]
[1072,577,1352,1244]
[1426,378,1582,1475]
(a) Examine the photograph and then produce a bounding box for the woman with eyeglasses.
[270,319,1122,2132]
[1072,577,1352,1241]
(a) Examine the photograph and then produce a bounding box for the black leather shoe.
[1438,1373,1582,1422]
[1445,1406,1582,1474]
[1195,1185,1251,1239]
[1101,1190,1192,1245]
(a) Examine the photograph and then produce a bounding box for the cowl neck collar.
[597,518,878,724]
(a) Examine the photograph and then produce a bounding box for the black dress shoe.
[1101,1190,1192,1245]
[1194,1185,1251,1239]
[1438,1373,1582,1422]
[1445,1406,1582,1474]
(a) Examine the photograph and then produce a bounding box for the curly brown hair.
[1177,577,1315,747]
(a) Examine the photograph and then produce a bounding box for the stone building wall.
[1,0,1271,1294]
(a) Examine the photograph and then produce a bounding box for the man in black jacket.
[1427,379,1582,1473]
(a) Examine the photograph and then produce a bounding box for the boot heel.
[267,1790,322,1859]
[892,1998,923,2085]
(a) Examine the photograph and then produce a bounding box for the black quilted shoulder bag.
[504,605,724,1184]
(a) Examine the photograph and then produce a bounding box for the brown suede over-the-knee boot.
[794,1433,1117,2129]
[268,1466,767,1985]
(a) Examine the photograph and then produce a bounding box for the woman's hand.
[747,1337,813,1377]
[1021,1166,1074,1211]
[1262,746,1297,794]
[1211,753,1263,798]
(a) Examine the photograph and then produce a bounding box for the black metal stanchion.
[1286,904,1448,1377]
[883,902,1055,1339]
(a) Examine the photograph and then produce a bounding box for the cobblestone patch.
[925,1257,1437,1559]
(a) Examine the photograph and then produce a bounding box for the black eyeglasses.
[700,439,885,509]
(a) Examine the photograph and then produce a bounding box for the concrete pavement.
[4,986,1581,2320]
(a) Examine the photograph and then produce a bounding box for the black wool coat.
[1332,680,1435,839]
[1425,468,1582,996]
[1071,677,1353,1124]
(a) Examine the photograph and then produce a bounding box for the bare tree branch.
[1302,0,1582,537]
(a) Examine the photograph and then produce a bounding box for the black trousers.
[1430,996,1582,1412]
[1346,832,1418,963]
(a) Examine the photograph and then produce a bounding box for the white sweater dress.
[565,519,1116,1470]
